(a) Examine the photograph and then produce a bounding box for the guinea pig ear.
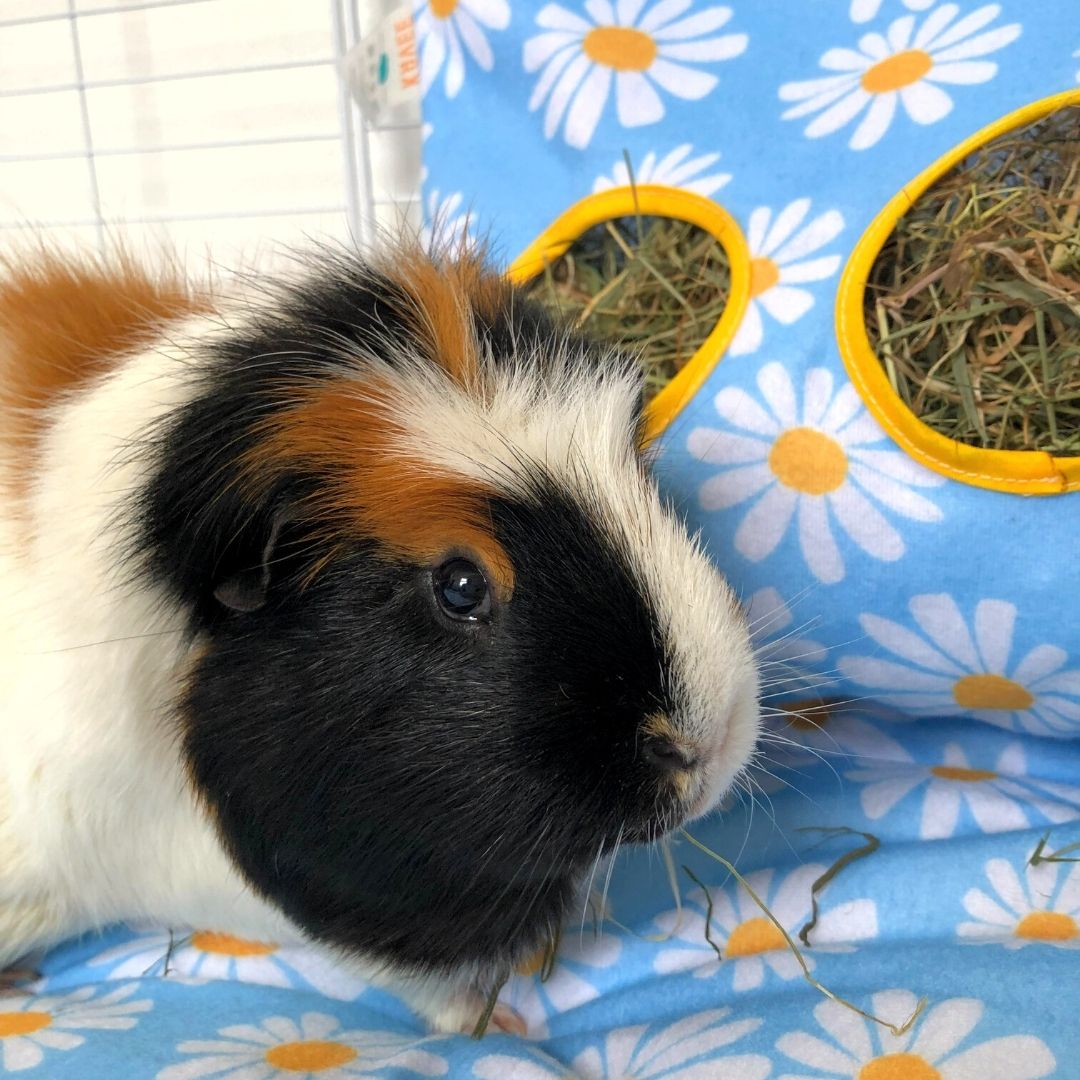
[213,508,289,613]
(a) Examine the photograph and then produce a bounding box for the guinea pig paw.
[480,1003,528,1039]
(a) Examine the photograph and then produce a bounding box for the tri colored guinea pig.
[0,243,759,1031]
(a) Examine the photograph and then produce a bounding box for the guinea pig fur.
[0,244,760,1031]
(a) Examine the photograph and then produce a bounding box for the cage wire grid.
[0,0,422,262]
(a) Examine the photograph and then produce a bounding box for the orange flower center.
[583,26,657,71]
[429,0,458,18]
[0,1011,52,1038]
[1015,911,1079,942]
[189,931,278,956]
[265,1040,358,1071]
[930,765,997,782]
[859,1054,941,1080]
[749,256,780,298]
[725,916,786,957]
[860,49,933,93]
[952,673,1034,711]
[769,427,848,494]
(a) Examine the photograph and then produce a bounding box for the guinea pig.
[0,242,760,1031]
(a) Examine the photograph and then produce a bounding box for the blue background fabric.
[6,2,1080,1076]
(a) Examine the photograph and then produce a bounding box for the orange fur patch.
[253,378,515,597]
[248,248,517,593]
[0,250,208,493]
[378,246,509,388]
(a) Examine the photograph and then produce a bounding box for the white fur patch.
[0,313,297,965]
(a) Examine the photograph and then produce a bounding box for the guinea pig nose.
[642,736,696,773]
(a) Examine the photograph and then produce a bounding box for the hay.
[1030,833,1080,865]
[471,983,503,1040]
[796,827,880,946]
[681,829,924,1038]
[525,212,731,403]
[866,106,1080,454]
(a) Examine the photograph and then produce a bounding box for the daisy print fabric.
[775,990,1056,1079]
[687,363,945,583]
[839,594,1080,736]
[414,0,511,98]
[157,1013,448,1080]
[652,865,878,990]
[845,737,1080,839]
[523,1,748,148]
[728,199,844,357]
[0,985,150,1073]
[779,4,1023,150]
[958,849,1080,950]
[850,0,935,24]
[592,143,731,196]
[87,928,369,1000]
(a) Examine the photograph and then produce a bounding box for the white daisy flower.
[88,928,369,1001]
[779,4,1022,150]
[687,363,945,584]
[524,1,747,149]
[959,852,1080,950]
[572,1008,770,1080]
[475,1011,770,1080]
[592,143,731,196]
[157,1012,447,1080]
[838,593,1080,736]
[421,189,477,251]
[0,984,150,1073]
[414,0,510,98]
[850,0,934,24]
[728,199,844,356]
[473,1048,571,1079]
[501,929,622,1038]
[846,739,1080,840]
[653,864,878,990]
[776,989,1056,1079]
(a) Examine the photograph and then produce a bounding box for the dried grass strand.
[866,106,1080,454]
[680,829,925,1038]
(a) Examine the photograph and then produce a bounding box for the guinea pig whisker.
[747,603,825,643]
[748,755,836,809]
[598,825,624,929]
[753,734,849,781]
[740,770,782,835]
[756,648,838,673]
[579,838,608,944]
[43,628,184,654]
[754,733,851,770]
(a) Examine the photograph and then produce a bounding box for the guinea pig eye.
[433,558,491,622]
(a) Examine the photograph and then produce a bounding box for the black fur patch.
[136,248,674,981]
[183,478,675,978]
